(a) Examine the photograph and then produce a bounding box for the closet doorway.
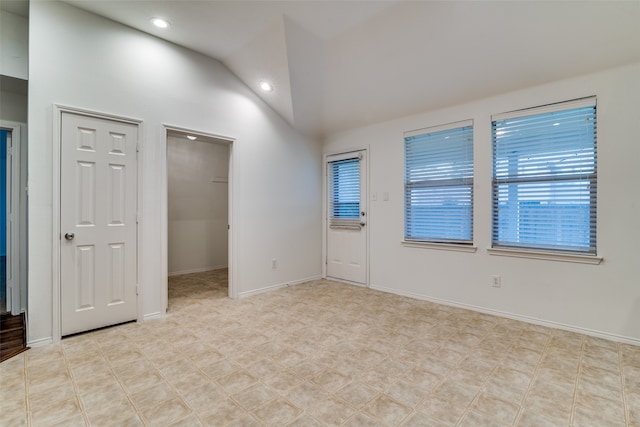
[165,129,233,307]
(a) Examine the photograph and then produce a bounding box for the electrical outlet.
[492,275,501,288]
[271,258,277,269]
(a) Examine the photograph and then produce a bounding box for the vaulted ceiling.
[19,1,640,136]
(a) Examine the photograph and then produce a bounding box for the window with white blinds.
[492,97,597,254]
[329,157,360,228]
[404,121,474,243]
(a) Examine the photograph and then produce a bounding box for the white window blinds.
[329,157,361,228]
[492,97,597,254]
[404,121,474,243]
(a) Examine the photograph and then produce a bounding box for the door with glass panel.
[326,151,367,284]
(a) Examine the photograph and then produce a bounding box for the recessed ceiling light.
[151,18,170,29]
[187,135,197,141]
[259,81,274,92]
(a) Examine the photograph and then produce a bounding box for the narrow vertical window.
[492,97,597,253]
[329,157,360,228]
[404,121,474,243]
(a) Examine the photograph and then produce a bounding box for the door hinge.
[136,213,141,224]
[136,285,139,296]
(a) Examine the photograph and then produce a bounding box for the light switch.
[383,192,389,201]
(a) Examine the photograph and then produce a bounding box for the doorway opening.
[165,129,233,310]
[0,126,21,315]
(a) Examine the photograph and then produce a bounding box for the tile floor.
[1,269,639,426]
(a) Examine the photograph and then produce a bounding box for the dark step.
[0,312,29,363]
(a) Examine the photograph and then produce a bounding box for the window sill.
[402,241,477,253]
[487,247,603,265]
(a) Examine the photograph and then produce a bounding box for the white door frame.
[52,105,143,341]
[0,121,22,315]
[161,125,236,307]
[322,146,370,286]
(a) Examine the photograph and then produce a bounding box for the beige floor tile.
[307,396,355,425]
[111,358,155,379]
[573,403,626,427]
[170,371,216,396]
[484,366,532,404]
[516,407,571,427]
[216,370,258,394]
[252,398,302,426]
[400,411,449,427]
[343,411,386,427]
[363,394,412,426]
[417,394,466,425]
[577,372,623,401]
[231,382,278,411]
[74,372,121,395]
[263,369,303,393]
[30,398,82,427]
[120,369,166,394]
[471,392,520,425]
[141,397,192,425]
[282,381,330,411]
[575,391,625,419]
[4,271,638,427]
[48,413,87,427]
[130,381,177,410]
[385,379,432,409]
[311,369,351,393]
[160,360,203,383]
[201,360,241,380]
[286,414,323,427]
[166,414,205,427]
[0,398,27,426]
[289,359,324,379]
[401,366,443,391]
[86,408,144,427]
[28,371,74,395]
[458,410,509,427]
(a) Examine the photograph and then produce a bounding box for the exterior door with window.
[326,151,367,284]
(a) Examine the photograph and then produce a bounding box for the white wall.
[28,2,322,343]
[168,135,229,275]
[324,62,640,343]
[0,10,28,80]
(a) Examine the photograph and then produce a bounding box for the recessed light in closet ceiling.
[150,17,170,29]
[259,81,274,92]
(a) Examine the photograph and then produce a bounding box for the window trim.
[403,240,477,253]
[487,247,602,264]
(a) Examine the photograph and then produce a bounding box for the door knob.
[64,233,75,241]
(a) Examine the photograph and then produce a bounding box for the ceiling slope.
[59,1,640,137]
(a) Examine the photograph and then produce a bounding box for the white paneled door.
[60,112,138,336]
[326,151,367,285]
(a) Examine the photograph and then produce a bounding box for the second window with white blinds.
[404,120,474,244]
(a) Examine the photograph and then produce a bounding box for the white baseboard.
[238,275,323,299]
[143,312,165,321]
[168,265,227,277]
[27,337,53,347]
[370,283,640,346]
[324,276,368,288]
